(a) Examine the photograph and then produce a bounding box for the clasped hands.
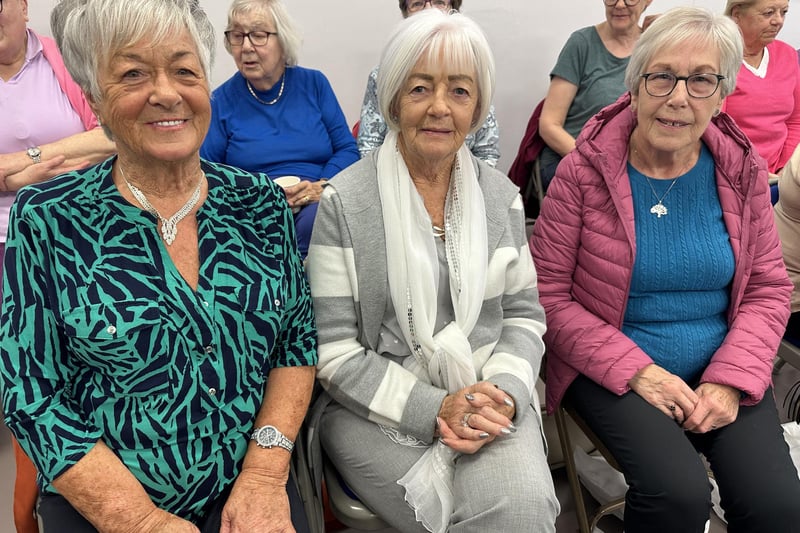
[436,381,517,454]
[629,363,740,433]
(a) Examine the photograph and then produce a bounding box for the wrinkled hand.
[436,381,516,454]
[130,508,200,533]
[682,383,740,433]
[629,364,699,424]
[2,156,92,192]
[220,469,294,533]
[284,179,325,210]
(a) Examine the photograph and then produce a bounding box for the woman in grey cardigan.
[306,9,558,533]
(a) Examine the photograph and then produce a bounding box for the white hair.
[224,0,302,66]
[624,6,743,98]
[377,9,495,134]
[59,0,216,102]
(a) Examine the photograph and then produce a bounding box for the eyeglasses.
[407,0,451,12]
[224,30,276,47]
[641,72,726,99]
[603,0,641,6]
[0,0,4,14]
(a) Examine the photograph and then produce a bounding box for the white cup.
[273,175,301,189]
[273,176,302,213]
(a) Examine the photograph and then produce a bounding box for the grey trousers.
[320,401,560,532]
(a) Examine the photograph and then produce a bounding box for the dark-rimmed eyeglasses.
[0,0,4,14]
[641,72,726,99]
[407,0,450,12]
[603,0,641,6]
[224,30,276,47]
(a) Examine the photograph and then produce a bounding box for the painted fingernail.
[500,428,512,436]
[465,393,475,401]
[504,397,514,407]
[479,432,490,439]
[508,423,517,433]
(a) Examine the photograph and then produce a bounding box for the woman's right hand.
[628,364,699,425]
[436,381,516,454]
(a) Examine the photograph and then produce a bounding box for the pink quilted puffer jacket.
[531,93,792,413]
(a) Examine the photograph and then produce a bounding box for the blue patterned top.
[0,157,317,519]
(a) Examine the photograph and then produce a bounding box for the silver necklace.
[246,73,285,105]
[645,176,679,218]
[119,166,204,245]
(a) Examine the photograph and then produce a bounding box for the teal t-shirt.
[541,26,630,171]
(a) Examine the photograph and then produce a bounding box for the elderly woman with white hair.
[532,6,800,532]
[306,9,558,533]
[0,1,317,532]
[201,0,358,259]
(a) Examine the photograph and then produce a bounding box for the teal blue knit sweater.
[623,145,734,383]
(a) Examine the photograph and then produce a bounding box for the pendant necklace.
[119,166,204,245]
[246,72,285,105]
[645,176,679,218]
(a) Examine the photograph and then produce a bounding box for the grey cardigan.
[305,150,546,443]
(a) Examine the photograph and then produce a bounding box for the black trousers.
[786,311,800,341]
[566,374,800,533]
[38,472,309,533]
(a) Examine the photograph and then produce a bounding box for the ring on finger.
[668,404,676,412]
[461,413,472,427]
[304,195,310,203]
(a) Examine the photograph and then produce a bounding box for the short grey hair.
[624,6,743,99]
[59,0,216,102]
[724,0,758,17]
[377,9,495,134]
[224,0,302,66]
[50,0,85,50]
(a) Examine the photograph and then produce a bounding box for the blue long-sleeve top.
[201,66,359,181]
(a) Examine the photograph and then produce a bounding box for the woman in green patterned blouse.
[0,1,317,531]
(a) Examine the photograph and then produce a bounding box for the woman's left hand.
[681,382,740,433]
[284,179,326,210]
[220,468,294,533]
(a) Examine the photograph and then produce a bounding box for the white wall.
[28,0,800,173]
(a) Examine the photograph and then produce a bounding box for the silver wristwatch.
[26,147,42,164]
[251,424,294,452]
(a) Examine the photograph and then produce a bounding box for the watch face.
[255,425,278,447]
[252,424,292,450]
[262,426,278,445]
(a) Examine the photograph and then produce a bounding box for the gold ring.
[304,195,310,203]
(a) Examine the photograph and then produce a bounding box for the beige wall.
[28,0,800,173]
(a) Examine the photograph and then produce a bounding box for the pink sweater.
[722,39,800,173]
